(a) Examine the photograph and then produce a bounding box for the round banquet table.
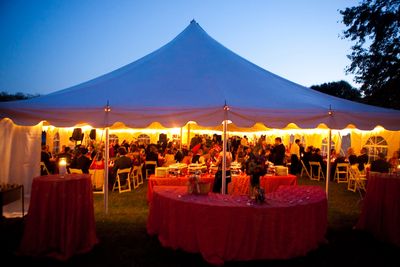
[355,172,400,246]
[229,174,298,195]
[147,185,327,265]
[19,174,98,260]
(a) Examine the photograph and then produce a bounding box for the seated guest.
[163,149,176,166]
[113,147,132,182]
[41,144,53,174]
[370,153,391,173]
[347,147,358,165]
[70,147,92,174]
[357,148,369,172]
[310,148,326,174]
[388,151,400,170]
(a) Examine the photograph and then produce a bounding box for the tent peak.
[190,19,197,24]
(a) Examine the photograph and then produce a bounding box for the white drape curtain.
[0,118,42,196]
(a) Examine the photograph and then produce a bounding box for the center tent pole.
[326,106,333,200]
[104,101,111,214]
[326,128,331,199]
[221,104,229,195]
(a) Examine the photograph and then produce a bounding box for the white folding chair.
[309,161,325,181]
[300,160,311,179]
[112,168,132,193]
[348,164,367,193]
[334,163,349,183]
[131,163,144,189]
[145,161,157,179]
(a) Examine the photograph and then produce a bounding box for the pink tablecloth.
[19,174,98,260]
[147,174,214,202]
[147,185,327,265]
[229,174,298,195]
[356,173,400,246]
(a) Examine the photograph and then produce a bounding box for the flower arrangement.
[253,186,265,204]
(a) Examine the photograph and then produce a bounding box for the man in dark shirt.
[357,148,369,172]
[70,147,91,174]
[370,153,391,173]
[113,147,133,181]
[271,137,286,166]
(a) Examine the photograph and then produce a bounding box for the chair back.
[335,163,349,183]
[309,161,325,181]
[40,162,50,175]
[113,168,132,193]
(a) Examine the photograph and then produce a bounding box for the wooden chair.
[69,168,83,174]
[145,161,157,179]
[348,164,367,194]
[309,161,325,181]
[131,163,144,189]
[89,169,105,194]
[40,162,50,175]
[112,168,132,193]
[334,163,349,183]
[300,160,311,179]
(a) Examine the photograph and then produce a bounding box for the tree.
[310,80,362,101]
[340,0,400,109]
[0,91,39,102]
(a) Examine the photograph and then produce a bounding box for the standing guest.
[289,139,300,174]
[370,153,391,173]
[271,137,286,166]
[212,150,232,194]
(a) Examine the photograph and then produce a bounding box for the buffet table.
[147,185,327,265]
[147,174,215,202]
[355,173,400,246]
[229,174,298,195]
[19,174,98,260]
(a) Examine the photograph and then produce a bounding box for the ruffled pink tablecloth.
[19,174,98,260]
[229,174,298,195]
[356,173,400,246]
[147,185,327,265]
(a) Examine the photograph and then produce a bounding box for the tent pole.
[222,119,227,194]
[221,105,228,195]
[187,123,191,147]
[104,101,111,214]
[326,129,331,199]
[180,127,183,150]
[104,127,109,214]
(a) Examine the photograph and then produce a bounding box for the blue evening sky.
[0,0,360,95]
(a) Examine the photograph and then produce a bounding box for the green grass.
[1,177,399,267]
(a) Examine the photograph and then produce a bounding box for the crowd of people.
[40,133,400,192]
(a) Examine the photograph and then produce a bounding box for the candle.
[59,158,67,176]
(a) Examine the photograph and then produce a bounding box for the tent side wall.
[0,119,41,195]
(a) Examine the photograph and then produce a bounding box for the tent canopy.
[1,20,400,130]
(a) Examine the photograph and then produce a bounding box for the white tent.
[1,20,400,201]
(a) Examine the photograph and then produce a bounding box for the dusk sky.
[0,0,360,95]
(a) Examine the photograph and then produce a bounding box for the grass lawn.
[1,176,399,266]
